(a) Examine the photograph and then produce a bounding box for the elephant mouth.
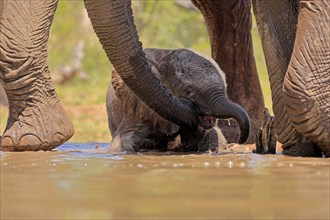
[192,102,217,129]
[179,98,217,129]
[198,114,217,130]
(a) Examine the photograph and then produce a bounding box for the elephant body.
[0,0,329,156]
[107,48,250,153]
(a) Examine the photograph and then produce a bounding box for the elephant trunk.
[84,0,198,126]
[202,84,251,144]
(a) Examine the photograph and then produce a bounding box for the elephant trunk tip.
[233,104,250,144]
[211,100,251,144]
[237,113,251,144]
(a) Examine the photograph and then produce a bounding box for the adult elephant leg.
[0,0,74,151]
[84,0,198,127]
[252,0,322,156]
[283,0,330,156]
[192,0,264,143]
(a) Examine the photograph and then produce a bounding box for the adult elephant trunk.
[283,0,330,156]
[200,85,251,144]
[84,0,198,126]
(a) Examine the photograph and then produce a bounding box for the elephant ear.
[111,68,180,136]
[143,48,184,96]
[142,48,175,78]
[143,48,174,66]
[111,47,170,92]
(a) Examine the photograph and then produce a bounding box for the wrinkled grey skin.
[0,0,198,151]
[0,0,258,152]
[107,48,251,153]
[251,0,330,157]
[0,0,329,157]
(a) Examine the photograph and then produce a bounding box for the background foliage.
[0,0,271,143]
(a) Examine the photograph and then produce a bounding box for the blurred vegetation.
[0,0,271,143]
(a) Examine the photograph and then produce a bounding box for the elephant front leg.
[0,0,74,151]
[252,0,326,157]
[197,126,227,153]
[109,116,152,154]
[283,0,330,157]
[179,125,227,152]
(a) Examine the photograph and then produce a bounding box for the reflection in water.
[1,143,329,219]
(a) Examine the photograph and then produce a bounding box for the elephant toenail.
[0,137,15,151]
[19,135,42,151]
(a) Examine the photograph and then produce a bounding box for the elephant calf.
[106,48,250,153]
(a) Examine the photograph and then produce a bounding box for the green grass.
[48,1,111,106]
[1,1,272,142]
[48,1,271,107]
[251,16,272,111]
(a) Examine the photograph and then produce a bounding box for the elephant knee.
[0,29,34,82]
[0,54,34,82]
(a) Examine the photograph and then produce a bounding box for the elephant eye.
[183,88,193,96]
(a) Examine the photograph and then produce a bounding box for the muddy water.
[1,143,329,219]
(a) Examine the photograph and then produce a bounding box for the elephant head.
[84,0,199,127]
[144,48,251,144]
[84,0,250,144]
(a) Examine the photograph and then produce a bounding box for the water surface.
[1,143,329,219]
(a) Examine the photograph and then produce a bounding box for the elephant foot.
[283,144,322,157]
[109,134,137,154]
[255,108,276,154]
[323,151,330,158]
[282,143,323,157]
[0,100,74,151]
[197,126,227,152]
[109,116,153,153]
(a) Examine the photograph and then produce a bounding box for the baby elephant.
[106,48,250,153]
